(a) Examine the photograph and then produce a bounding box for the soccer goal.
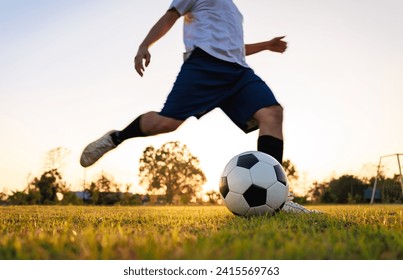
[370,153,403,204]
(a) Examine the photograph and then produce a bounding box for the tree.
[31,169,65,204]
[139,141,207,204]
[0,191,6,202]
[84,172,121,205]
[328,175,368,203]
[282,159,309,202]
[28,147,70,204]
[206,190,221,205]
[308,175,370,204]
[84,182,99,205]
[8,191,29,205]
[371,174,402,203]
[282,159,299,182]
[59,191,84,205]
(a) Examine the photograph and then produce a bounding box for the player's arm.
[245,36,287,56]
[135,9,181,76]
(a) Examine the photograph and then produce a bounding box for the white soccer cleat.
[281,193,322,214]
[80,130,117,167]
[281,201,313,213]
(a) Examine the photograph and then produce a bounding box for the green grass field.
[0,205,402,260]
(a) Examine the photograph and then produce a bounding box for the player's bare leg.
[254,105,283,140]
[140,111,184,136]
[254,105,284,164]
[253,105,321,213]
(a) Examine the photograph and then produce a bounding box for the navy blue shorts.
[159,48,280,133]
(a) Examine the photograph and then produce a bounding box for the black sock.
[111,115,147,145]
[257,135,284,164]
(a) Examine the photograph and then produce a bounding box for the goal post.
[370,153,403,204]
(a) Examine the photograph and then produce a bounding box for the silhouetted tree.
[31,169,65,204]
[22,147,70,204]
[84,172,121,205]
[372,175,402,203]
[0,191,6,204]
[59,191,84,205]
[308,175,370,203]
[282,159,301,199]
[328,175,368,203]
[206,190,221,205]
[139,141,206,204]
[8,191,29,205]
[84,182,98,204]
[282,159,299,182]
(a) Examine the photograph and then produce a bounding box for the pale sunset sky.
[1,0,402,195]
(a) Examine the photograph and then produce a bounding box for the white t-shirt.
[169,0,249,68]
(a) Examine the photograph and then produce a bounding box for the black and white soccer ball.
[219,151,289,216]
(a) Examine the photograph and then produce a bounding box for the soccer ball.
[219,151,289,216]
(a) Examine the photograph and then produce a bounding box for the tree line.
[0,143,401,205]
[307,174,402,204]
[0,142,209,206]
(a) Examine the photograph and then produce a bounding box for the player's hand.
[134,46,151,77]
[268,36,287,53]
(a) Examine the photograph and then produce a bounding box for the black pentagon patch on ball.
[274,164,287,185]
[243,184,267,207]
[219,177,229,198]
[237,153,259,169]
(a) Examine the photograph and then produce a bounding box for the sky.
[1,0,402,195]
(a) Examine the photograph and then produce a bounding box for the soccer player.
[80,0,317,213]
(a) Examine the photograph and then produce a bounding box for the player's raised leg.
[80,112,184,167]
